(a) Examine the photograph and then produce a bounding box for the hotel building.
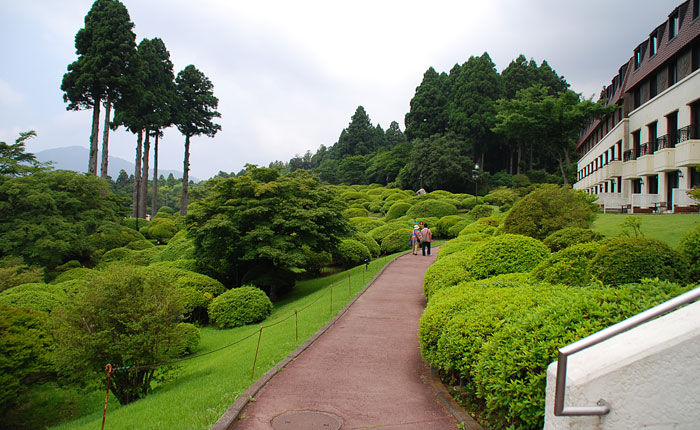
[575,0,700,213]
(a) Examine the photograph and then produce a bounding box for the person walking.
[420,223,433,256]
[410,225,421,255]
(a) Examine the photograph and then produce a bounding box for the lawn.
[47,254,401,430]
[592,213,700,248]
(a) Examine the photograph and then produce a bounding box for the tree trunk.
[152,133,159,217]
[509,148,513,175]
[529,142,534,171]
[140,131,150,219]
[180,135,190,216]
[132,130,143,218]
[100,101,111,179]
[89,100,101,175]
[558,157,570,186]
[516,144,522,175]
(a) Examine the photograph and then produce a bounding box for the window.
[668,59,678,86]
[634,86,641,109]
[694,0,699,20]
[670,12,679,39]
[650,32,658,56]
[634,48,642,69]
[648,121,658,152]
[693,42,700,71]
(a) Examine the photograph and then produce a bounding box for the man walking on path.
[420,223,433,256]
[231,251,459,430]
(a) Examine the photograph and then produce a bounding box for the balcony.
[603,160,622,178]
[653,147,676,171]
[636,154,655,176]
[623,149,635,162]
[622,159,638,179]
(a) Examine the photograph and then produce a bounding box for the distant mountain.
[35,146,199,182]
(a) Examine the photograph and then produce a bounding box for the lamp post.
[472,163,480,204]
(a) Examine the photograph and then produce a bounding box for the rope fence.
[101,254,391,429]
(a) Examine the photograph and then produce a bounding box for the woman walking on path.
[410,225,422,255]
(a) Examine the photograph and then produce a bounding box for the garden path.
[230,251,459,430]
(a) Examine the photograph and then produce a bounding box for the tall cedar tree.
[404,67,449,140]
[61,0,137,176]
[335,106,385,158]
[175,65,221,215]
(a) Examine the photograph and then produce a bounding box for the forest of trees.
[271,53,613,193]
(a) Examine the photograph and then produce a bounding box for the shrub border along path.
[214,250,477,430]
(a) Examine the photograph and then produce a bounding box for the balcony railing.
[655,135,673,150]
[678,125,697,143]
[623,149,635,161]
[639,143,651,156]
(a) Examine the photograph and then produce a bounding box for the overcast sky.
[0,1,681,180]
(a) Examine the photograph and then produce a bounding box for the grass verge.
[49,253,402,430]
[592,213,700,248]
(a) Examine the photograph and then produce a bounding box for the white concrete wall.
[544,300,700,430]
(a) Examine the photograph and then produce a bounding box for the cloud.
[0,80,25,107]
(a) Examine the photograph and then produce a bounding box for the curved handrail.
[554,285,700,416]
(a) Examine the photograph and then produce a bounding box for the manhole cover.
[271,410,343,430]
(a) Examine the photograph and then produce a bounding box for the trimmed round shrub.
[0,288,65,313]
[50,267,98,284]
[385,201,411,220]
[380,228,413,254]
[179,288,212,323]
[149,259,198,273]
[435,215,464,238]
[340,191,370,203]
[483,188,519,207]
[543,227,604,252]
[156,206,175,216]
[89,221,146,252]
[469,234,550,279]
[354,232,380,258]
[471,280,693,429]
[343,207,369,218]
[348,217,384,233]
[121,217,151,232]
[368,223,409,243]
[468,204,495,220]
[208,286,273,328]
[461,196,477,210]
[423,249,474,299]
[170,323,200,355]
[447,219,472,237]
[406,200,457,219]
[335,239,371,268]
[366,200,384,213]
[503,184,598,240]
[678,223,700,282]
[145,218,179,244]
[125,239,156,250]
[173,271,226,297]
[589,237,689,286]
[531,241,603,287]
[458,218,500,237]
[155,234,195,262]
[436,236,484,260]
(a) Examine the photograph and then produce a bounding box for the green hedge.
[436,236,484,261]
[354,232,380,258]
[406,200,458,219]
[542,227,604,252]
[348,217,384,233]
[678,223,700,282]
[154,233,195,262]
[434,215,464,238]
[170,323,201,355]
[468,204,495,220]
[423,250,474,299]
[335,239,371,268]
[469,234,550,279]
[531,242,603,287]
[208,286,273,328]
[368,223,410,243]
[385,201,411,220]
[589,237,689,286]
[343,207,369,218]
[380,228,413,254]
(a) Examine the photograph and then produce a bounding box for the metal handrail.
[554,285,700,416]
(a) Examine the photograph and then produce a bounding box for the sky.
[0,0,682,180]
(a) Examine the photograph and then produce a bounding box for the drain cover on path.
[271,411,343,430]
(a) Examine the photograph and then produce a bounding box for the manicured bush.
[208,286,273,328]
[172,271,226,297]
[469,234,550,279]
[502,185,598,240]
[406,200,458,219]
[385,201,411,220]
[468,204,495,220]
[145,218,179,244]
[436,236,484,260]
[366,200,384,213]
[457,217,500,237]
[354,232,380,258]
[380,228,413,254]
[343,207,369,218]
[170,323,201,355]
[0,288,64,313]
[423,250,474,299]
[348,217,384,233]
[531,242,603,287]
[589,237,689,286]
[154,233,195,262]
[434,215,464,238]
[120,217,151,232]
[340,191,370,203]
[461,196,477,210]
[334,239,371,268]
[472,280,692,429]
[483,188,519,207]
[0,256,44,293]
[447,219,472,237]
[125,239,156,250]
[50,267,97,284]
[88,221,146,252]
[149,259,199,272]
[156,206,175,216]
[100,246,161,267]
[678,223,700,281]
[368,223,410,243]
[542,227,604,252]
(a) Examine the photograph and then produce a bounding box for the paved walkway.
[231,251,458,430]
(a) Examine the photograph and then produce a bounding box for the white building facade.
[575,0,700,213]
